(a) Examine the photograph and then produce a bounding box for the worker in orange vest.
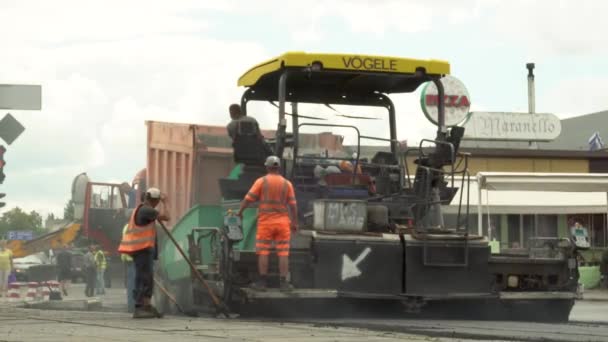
[118,187,170,318]
[238,155,298,291]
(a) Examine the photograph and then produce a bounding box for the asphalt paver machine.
[165,52,580,322]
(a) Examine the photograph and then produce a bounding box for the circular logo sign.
[420,75,471,127]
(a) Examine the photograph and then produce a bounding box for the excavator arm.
[7,223,81,258]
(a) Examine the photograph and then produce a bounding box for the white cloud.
[539,76,608,118]
[0,0,606,219]
[0,2,269,217]
[489,0,608,56]
[0,1,210,45]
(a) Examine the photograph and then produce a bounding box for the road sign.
[0,84,41,110]
[0,113,25,145]
[461,111,561,141]
[7,230,33,241]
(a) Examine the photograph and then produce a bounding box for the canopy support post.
[486,191,492,240]
[478,185,483,237]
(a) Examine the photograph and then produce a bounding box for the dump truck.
[71,172,146,255]
[150,52,581,322]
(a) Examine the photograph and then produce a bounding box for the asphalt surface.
[3,283,608,341]
[0,309,472,342]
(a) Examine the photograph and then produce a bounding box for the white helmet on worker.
[264,155,281,168]
[145,187,161,199]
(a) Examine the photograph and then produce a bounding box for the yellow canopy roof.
[238,51,450,89]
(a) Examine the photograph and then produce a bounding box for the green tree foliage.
[45,213,56,224]
[0,207,45,238]
[63,199,74,221]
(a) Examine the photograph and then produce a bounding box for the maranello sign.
[462,112,561,141]
[420,75,471,127]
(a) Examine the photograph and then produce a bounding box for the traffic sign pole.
[0,83,42,211]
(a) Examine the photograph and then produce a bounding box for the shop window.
[591,214,606,247]
[522,215,535,248]
[567,214,605,247]
[537,215,558,237]
[507,215,521,248]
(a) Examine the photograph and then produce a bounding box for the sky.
[0,0,607,218]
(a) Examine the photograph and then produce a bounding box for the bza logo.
[424,94,470,107]
[342,56,397,71]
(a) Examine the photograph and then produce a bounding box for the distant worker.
[83,245,96,298]
[0,240,13,298]
[118,187,170,319]
[120,182,137,209]
[238,156,298,291]
[94,245,107,295]
[121,224,136,313]
[56,245,73,296]
[226,103,262,140]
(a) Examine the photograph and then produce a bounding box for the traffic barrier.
[39,282,50,301]
[25,282,39,302]
[47,280,61,300]
[7,282,23,303]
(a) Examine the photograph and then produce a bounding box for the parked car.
[13,254,46,282]
[70,250,86,283]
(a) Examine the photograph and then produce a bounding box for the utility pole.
[526,63,538,149]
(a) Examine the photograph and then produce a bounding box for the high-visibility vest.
[117,204,156,254]
[120,224,133,262]
[245,174,296,226]
[95,250,107,270]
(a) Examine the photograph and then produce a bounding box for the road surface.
[293,301,608,341]
[0,307,483,342]
[2,284,608,341]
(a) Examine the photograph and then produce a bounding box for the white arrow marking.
[341,247,372,281]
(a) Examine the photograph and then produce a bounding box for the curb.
[578,297,608,302]
[22,299,102,311]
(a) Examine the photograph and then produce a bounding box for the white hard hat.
[264,155,281,168]
[146,187,161,199]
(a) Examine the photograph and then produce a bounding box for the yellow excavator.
[7,222,81,258]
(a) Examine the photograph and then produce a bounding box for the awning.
[442,173,608,215]
[477,172,608,192]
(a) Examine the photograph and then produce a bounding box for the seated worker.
[226,104,262,141]
[338,160,362,174]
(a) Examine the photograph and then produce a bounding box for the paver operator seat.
[232,120,272,166]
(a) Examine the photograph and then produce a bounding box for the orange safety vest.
[245,174,296,226]
[117,205,156,254]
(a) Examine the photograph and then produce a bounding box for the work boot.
[133,307,157,319]
[279,277,294,292]
[145,305,163,318]
[250,276,267,291]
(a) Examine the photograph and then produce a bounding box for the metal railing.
[403,139,473,267]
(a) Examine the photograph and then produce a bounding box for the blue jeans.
[126,262,135,312]
[133,248,154,308]
[96,269,106,295]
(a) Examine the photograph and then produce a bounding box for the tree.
[45,213,56,230]
[0,207,45,238]
[63,199,74,221]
